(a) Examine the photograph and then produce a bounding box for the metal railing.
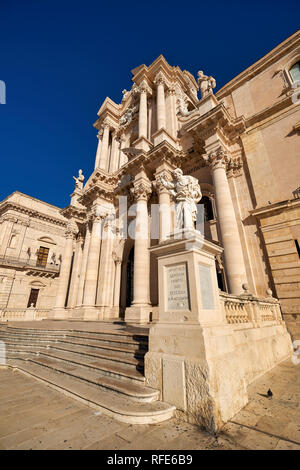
[0,255,60,273]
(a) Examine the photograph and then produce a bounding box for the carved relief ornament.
[203,147,231,171]
[130,181,152,201]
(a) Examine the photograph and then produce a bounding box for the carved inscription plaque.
[167,263,190,310]
[198,264,214,309]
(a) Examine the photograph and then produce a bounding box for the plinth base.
[125,305,152,324]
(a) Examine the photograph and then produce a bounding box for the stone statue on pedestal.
[159,168,202,231]
[73,169,84,190]
[197,71,216,98]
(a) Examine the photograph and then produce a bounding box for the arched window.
[200,196,214,221]
[289,61,300,83]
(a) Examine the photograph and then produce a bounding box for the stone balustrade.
[219,291,282,326]
[0,308,49,321]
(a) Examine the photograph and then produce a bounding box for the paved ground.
[0,359,299,450]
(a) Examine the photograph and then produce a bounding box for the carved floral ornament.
[130,181,152,201]
[139,81,152,95]
[65,220,78,239]
[203,147,231,171]
[154,72,168,88]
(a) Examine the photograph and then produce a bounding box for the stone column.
[52,220,78,318]
[99,122,110,171]
[113,255,122,308]
[155,172,171,243]
[205,148,247,294]
[119,134,127,167]
[96,215,115,317]
[166,87,177,138]
[82,211,103,313]
[120,260,128,310]
[94,129,103,169]
[75,222,91,308]
[155,75,166,130]
[138,82,148,139]
[67,234,83,308]
[109,132,120,173]
[125,177,152,322]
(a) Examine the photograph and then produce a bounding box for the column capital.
[102,119,111,130]
[139,81,152,96]
[226,157,243,178]
[131,179,152,202]
[203,146,231,171]
[97,128,104,140]
[166,85,176,96]
[154,171,171,195]
[154,72,168,88]
[112,251,122,264]
[65,220,78,239]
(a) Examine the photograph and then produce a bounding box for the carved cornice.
[216,30,300,99]
[60,204,87,222]
[79,183,115,206]
[182,103,246,144]
[0,202,67,228]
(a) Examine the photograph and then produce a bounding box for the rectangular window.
[27,288,39,308]
[36,246,49,267]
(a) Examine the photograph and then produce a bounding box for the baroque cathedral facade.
[1,31,300,339]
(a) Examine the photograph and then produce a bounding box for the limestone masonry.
[0,31,299,430]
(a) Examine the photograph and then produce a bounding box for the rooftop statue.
[73,169,84,190]
[197,70,216,98]
[159,168,202,231]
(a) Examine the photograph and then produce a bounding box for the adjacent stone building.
[0,192,66,319]
[1,31,299,339]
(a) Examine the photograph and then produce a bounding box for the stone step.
[0,332,147,350]
[4,353,155,401]
[3,359,174,424]
[0,338,146,361]
[3,353,154,400]
[2,343,143,370]
[4,326,148,342]
[35,349,144,381]
[47,344,143,368]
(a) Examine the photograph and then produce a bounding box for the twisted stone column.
[205,148,247,294]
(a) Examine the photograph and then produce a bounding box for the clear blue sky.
[0,0,299,208]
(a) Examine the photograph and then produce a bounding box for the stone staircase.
[0,324,175,424]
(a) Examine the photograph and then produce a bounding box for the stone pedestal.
[146,230,248,431]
